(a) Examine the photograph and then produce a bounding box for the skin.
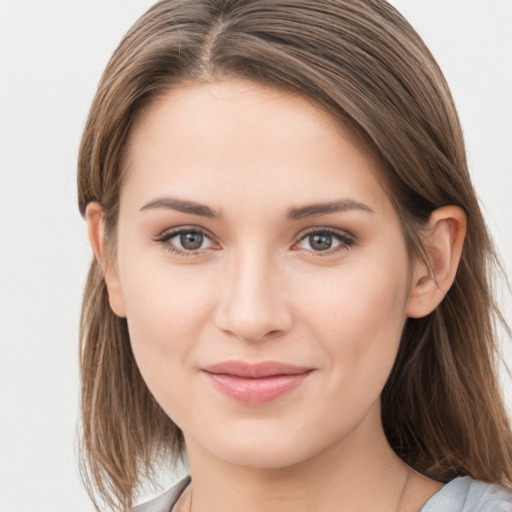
[87,80,466,512]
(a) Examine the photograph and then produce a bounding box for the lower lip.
[204,371,312,405]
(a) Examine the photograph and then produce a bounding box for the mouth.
[201,361,314,405]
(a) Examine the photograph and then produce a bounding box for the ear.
[406,206,467,319]
[85,202,127,318]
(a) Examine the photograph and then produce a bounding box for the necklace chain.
[395,470,410,512]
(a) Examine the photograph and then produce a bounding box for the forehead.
[121,80,392,217]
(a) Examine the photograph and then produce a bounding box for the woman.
[78,1,512,511]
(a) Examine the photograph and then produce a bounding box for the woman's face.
[110,80,418,469]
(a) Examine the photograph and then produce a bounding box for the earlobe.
[406,206,467,319]
[85,202,127,318]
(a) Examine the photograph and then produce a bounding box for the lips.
[201,361,313,405]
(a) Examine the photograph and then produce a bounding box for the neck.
[184,405,423,512]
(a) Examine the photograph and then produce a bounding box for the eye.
[294,229,354,254]
[155,227,217,255]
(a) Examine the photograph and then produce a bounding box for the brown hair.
[77,0,512,510]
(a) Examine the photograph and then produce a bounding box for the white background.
[0,1,511,511]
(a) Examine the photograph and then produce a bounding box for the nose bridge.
[214,244,292,342]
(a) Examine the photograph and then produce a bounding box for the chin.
[185,418,338,471]
[216,445,316,471]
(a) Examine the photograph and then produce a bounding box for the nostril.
[213,306,292,343]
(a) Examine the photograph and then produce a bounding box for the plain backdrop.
[0,1,511,511]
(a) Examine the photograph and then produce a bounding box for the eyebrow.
[139,197,374,220]
[139,197,220,219]
[286,199,374,220]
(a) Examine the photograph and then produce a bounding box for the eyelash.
[154,227,355,257]
[155,226,218,257]
[292,228,355,256]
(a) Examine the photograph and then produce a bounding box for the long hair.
[77,1,512,509]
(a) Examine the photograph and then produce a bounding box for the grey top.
[133,475,512,512]
[419,477,512,511]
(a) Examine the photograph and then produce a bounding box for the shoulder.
[132,476,191,512]
[420,476,512,512]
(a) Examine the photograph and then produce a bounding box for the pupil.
[180,231,203,250]
[310,233,332,251]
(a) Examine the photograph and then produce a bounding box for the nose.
[214,248,293,343]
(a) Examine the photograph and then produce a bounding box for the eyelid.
[154,225,220,255]
[292,227,355,255]
[153,225,355,256]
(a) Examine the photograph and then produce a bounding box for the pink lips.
[202,361,313,405]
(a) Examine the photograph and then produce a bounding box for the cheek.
[116,251,216,389]
[298,256,410,386]
[295,264,410,443]
[303,260,408,335]
[119,269,219,428]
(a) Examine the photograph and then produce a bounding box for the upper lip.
[202,360,313,378]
